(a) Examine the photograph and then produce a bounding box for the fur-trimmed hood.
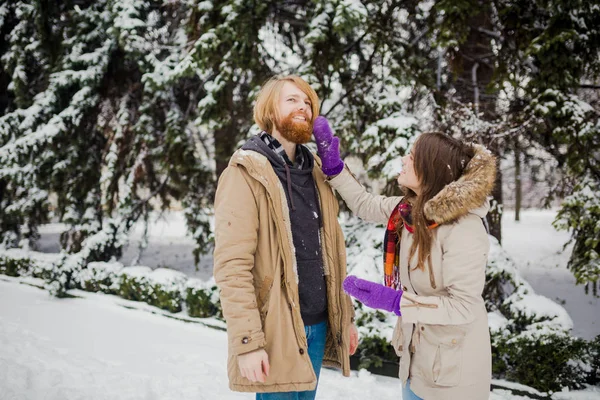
[424,144,497,224]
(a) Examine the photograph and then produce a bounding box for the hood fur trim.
[424,144,497,224]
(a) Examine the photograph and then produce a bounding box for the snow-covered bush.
[114,266,150,302]
[349,113,418,195]
[185,278,221,318]
[554,176,600,296]
[117,267,186,313]
[353,305,397,371]
[0,252,32,277]
[76,261,123,294]
[492,332,595,393]
[146,268,188,313]
[0,248,60,280]
[342,217,400,370]
[0,249,221,318]
[485,236,599,392]
[590,336,600,386]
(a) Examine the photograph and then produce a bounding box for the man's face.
[275,82,313,144]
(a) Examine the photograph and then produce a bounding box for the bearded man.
[213,75,358,400]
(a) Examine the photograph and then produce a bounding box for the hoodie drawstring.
[313,186,323,228]
[284,163,296,211]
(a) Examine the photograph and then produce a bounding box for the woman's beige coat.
[328,145,496,400]
[213,149,354,393]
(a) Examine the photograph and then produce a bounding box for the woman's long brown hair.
[401,133,476,283]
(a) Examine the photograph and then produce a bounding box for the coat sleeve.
[400,216,489,325]
[326,166,401,224]
[213,164,266,355]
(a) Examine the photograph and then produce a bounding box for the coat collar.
[229,147,324,188]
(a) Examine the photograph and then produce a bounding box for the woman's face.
[397,147,421,194]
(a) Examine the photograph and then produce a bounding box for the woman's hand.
[313,116,344,176]
[349,323,359,355]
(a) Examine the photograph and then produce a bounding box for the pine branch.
[321,43,380,117]
[477,27,502,39]
[127,176,170,226]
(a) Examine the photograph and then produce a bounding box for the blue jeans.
[402,379,423,400]
[256,320,327,400]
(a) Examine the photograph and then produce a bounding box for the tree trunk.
[214,125,237,179]
[489,165,503,242]
[214,83,241,179]
[451,6,502,243]
[514,145,521,222]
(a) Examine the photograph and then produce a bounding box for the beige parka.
[327,144,496,400]
[213,148,354,393]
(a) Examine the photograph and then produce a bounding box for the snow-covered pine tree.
[0,1,111,255]
[492,0,600,294]
[391,0,600,292]
[190,0,274,177]
[190,0,423,191]
[0,0,216,295]
[277,1,421,194]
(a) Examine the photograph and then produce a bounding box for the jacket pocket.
[258,276,273,318]
[417,324,468,387]
[431,340,462,386]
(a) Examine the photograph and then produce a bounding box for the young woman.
[313,117,496,400]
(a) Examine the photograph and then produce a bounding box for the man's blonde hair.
[254,75,320,134]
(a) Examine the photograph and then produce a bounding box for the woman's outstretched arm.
[327,167,401,224]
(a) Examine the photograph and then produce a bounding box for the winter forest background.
[1,0,600,398]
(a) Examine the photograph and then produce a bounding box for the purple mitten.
[343,275,403,316]
[312,116,344,176]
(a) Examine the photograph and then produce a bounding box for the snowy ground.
[35,208,600,340]
[2,277,599,400]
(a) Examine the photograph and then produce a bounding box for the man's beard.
[276,111,313,144]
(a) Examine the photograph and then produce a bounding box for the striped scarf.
[383,201,439,289]
[383,203,402,289]
[259,131,306,169]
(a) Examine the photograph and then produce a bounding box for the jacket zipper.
[402,302,438,309]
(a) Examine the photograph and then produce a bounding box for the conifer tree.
[394,0,600,291]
